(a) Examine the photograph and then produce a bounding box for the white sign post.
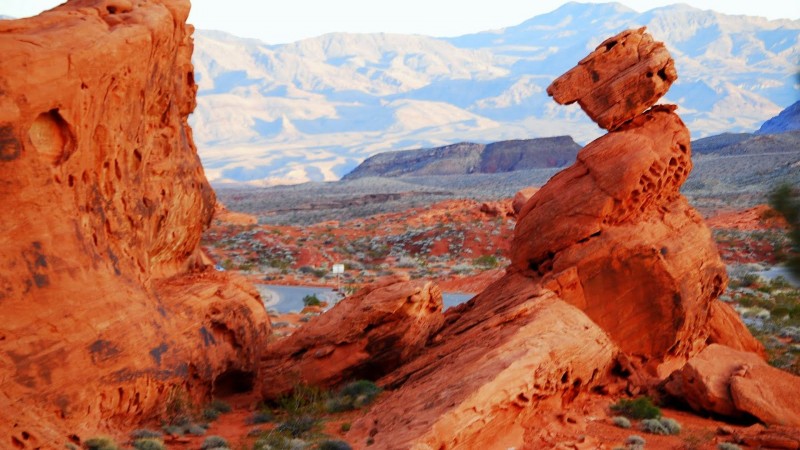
[332,264,345,294]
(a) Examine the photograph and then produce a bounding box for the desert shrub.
[639,417,681,435]
[303,294,322,307]
[277,384,328,416]
[473,255,498,269]
[208,398,232,413]
[612,416,631,429]
[769,183,800,276]
[247,410,274,424]
[130,429,162,439]
[200,436,228,450]
[253,430,300,450]
[624,435,646,449]
[717,443,741,450]
[325,380,382,413]
[83,437,118,450]
[276,415,320,438]
[639,418,667,434]
[340,422,352,432]
[164,385,193,425]
[317,440,352,450]
[610,396,661,420]
[660,417,682,435]
[202,408,220,421]
[132,439,166,450]
[739,272,762,288]
[186,423,207,436]
[161,425,183,436]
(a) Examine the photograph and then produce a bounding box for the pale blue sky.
[3,0,799,44]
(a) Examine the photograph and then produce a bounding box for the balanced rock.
[259,277,444,399]
[547,27,677,130]
[514,105,727,378]
[0,0,268,444]
[337,29,762,447]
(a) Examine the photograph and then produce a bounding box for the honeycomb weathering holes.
[28,109,75,166]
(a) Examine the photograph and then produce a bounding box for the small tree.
[769,183,800,276]
[303,294,321,307]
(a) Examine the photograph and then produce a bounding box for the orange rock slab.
[0,0,269,445]
[347,274,618,450]
[259,278,444,399]
[665,344,800,427]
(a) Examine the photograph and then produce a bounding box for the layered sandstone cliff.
[0,0,268,446]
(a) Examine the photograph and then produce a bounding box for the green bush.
[200,436,229,450]
[769,183,800,277]
[83,437,118,450]
[132,439,166,450]
[340,422,352,432]
[610,396,661,420]
[612,416,631,429]
[303,294,322,307]
[473,255,498,269]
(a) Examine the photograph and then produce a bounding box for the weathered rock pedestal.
[335,28,770,449]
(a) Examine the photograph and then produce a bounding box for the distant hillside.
[758,100,800,134]
[191,3,800,185]
[343,136,581,180]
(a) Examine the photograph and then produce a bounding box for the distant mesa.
[342,136,581,179]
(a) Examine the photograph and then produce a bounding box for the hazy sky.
[3,0,800,44]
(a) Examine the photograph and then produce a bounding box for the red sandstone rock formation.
[664,344,800,427]
[338,28,764,448]
[349,274,618,449]
[259,277,444,398]
[0,0,268,445]
[547,27,677,130]
[512,186,539,216]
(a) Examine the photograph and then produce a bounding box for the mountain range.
[4,3,768,185]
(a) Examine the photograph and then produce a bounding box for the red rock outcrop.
[259,277,444,398]
[547,27,677,130]
[706,301,765,355]
[338,28,763,447]
[512,186,539,216]
[347,273,618,449]
[664,344,800,427]
[0,0,269,445]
